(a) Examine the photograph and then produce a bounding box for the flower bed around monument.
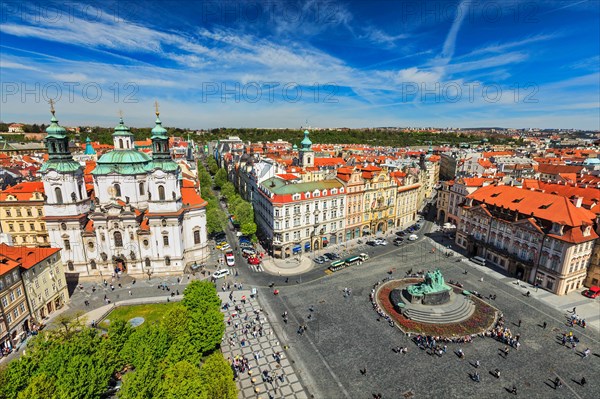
[376,279,497,338]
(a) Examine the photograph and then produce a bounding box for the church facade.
[40,107,208,277]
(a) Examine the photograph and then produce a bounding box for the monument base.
[422,289,451,305]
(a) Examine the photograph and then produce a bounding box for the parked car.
[314,256,327,264]
[394,237,404,243]
[366,240,377,246]
[212,269,231,279]
[216,241,229,249]
[375,239,388,246]
[396,231,406,236]
[408,234,418,241]
[582,286,600,299]
[242,248,256,257]
[240,242,254,249]
[324,252,340,260]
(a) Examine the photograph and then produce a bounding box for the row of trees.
[198,156,258,239]
[0,281,236,399]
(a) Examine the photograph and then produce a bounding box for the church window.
[90,260,97,269]
[139,183,145,195]
[307,156,311,164]
[64,239,71,250]
[193,230,201,244]
[145,258,151,268]
[163,235,169,246]
[55,187,63,204]
[126,141,130,149]
[114,231,123,247]
[114,184,121,197]
[143,239,149,247]
[61,222,67,230]
[67,261,74,271]
[119,138,123,149]
[78,184,83,200]
[165,256,171,266]
[88,241,94,250]
[158,185,166,201]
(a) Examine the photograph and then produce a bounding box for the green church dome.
[92,150,151,175]
[112,117,133,136]
[45,114,67,138]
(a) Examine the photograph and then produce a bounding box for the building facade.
[457,185,598,295]
[254,177,346,258]
[0,244,68,325]
[0,182,49,247]
[0,256,30,353]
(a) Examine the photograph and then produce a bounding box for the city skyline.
[1,0,599,129]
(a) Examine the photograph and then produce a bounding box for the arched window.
[145,258,151,268]
[114,184,121,197]
[114,231,123,247]
[126,140,130,149]
[90,260,97,269]
[119,138,123,149]
[139,182,145,195]
[193,230,201,244]
[165,256,171,266]
[67,261,74,271]
[163,235,169,246]
[158,185,165,201]
[55,187,63,204]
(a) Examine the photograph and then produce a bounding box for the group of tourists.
[485,314,521,349]
[369,281,395,327]
[222,294,287,399]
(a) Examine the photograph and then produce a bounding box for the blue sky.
[1,0,599,129]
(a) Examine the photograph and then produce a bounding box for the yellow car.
[216,242,228,249]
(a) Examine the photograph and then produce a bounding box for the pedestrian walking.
[517,319,521,327]
[542,321,547,329]
[581,377,586,386]
[128,290,132,296]
[511,385,517,395]
[583,348,590,358]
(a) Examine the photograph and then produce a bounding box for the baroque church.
[40,105,208,277]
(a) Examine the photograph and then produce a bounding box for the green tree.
[220,182,235,199]
[199,353,237,399]
[182,281,222,313]
[187,309,224,354]
[118,360,161,399]
[240,221,257,237]
[233,201,254,225]
[206,208,226,234]
[156,361,206,399]
[213,168,228,189]
[16,373,56,399]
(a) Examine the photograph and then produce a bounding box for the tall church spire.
[41,101,80,172]
[150,101,171,161]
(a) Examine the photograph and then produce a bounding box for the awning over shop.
[292,245,301,253]
[304,242,311,249]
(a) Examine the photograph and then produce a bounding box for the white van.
[359,253,369,261]
[470,256,486,266]
[408,234,418,241]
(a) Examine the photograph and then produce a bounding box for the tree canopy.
[0,283,235,399]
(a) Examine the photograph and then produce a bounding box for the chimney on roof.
[571,195,583,208]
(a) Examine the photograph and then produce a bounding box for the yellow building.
[0,181,49,247]
[359,165,397,235]
[0,244,68,326]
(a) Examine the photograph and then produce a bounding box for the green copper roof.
[112,117,133,137]
[300,130,312,150]
[262,177,342,195]
[147,160,179,172]
[45,113,67,139]
[292,144,298,150]
[151,116,168,138]
[40,160,82,174]
[92,150,151,175]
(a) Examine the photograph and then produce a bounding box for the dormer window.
[292,194,300,201]
[322,190,327,196]
[331,188,338,194]
[305,192,310,199]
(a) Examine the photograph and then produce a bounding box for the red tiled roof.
[276,173,301,181]
[467,185,596,227]
[0,243,61,270]
[0,181,44,201]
